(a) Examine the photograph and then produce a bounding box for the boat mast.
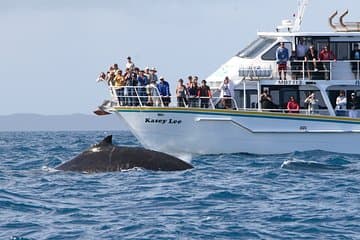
[292,0,309,32]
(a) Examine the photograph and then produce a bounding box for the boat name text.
[145,118,182,124]
[275,80,303,85]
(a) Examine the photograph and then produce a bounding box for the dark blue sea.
[0,131,359,240]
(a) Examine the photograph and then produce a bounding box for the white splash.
[42,166,59,172]
[90,147,101,153]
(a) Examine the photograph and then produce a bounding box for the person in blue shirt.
[157,76,171,106]
[276,42,289,80]
[137,70,148,106]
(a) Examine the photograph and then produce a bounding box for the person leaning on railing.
[305,45,318,80]
[137,70,148,106]
[96,72,106,83]
[218,76,234,109]
[145,67,159,106]
[197,80,212,108]
[349,92,360,118]
[187,79,199,108]
[157,76,171,107]
[287,96,300,113]
[319,45,336,80]
[124,70,138,106]
[176,79,188,107]
[260,90,277,110]
[114,69,126,106]
[335,90,347,116]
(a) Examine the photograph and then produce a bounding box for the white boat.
[97,0,360,155]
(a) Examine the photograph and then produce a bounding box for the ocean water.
[0,131,359,240]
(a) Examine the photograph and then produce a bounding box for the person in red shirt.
[287,96,300,113]
[319,46,336,80]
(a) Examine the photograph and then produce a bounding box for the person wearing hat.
[144,68,159,106]
[349,92,360,118]
[197,80,211,108]
[157,76,171,107]
[148,67,158,83]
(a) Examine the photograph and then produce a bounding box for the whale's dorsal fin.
[99,135,112,146]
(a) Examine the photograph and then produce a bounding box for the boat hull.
[114,107,360,155]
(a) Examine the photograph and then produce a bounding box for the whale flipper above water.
[55,135,193,172]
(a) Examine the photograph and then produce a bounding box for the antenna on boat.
[292,0,308,32]
[276,0,308,32]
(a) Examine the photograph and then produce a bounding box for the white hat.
[151,67,157,72]
[159,76,164,80]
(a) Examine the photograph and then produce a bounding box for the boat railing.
[109,85,239,109]
[239,60,360,81]
[107,85,360,117]
[109,85,337,115]
[282,60,360,81]
[252,108,331,116]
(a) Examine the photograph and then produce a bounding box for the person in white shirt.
[218,76,234,109]
[304,92,318,114]
[335,90,347,116]
[126,56,135,70]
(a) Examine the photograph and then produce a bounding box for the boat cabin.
[206,30,360,117]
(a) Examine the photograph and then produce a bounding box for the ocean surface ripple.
[0,131,359,239]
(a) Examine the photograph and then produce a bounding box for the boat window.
[326,42,352,60]
[261,42,292,61]
[237,37,276,58]
[335,42,350,60]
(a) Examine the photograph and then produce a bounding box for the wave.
[280,159,346,172]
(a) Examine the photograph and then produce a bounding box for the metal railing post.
[134,87,142,107]
[302,61,305,80]
[243,80,246,110]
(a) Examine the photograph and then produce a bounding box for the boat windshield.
[237,37,276,58]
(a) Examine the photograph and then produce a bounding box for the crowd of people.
[97,56,360,118]
[276,40,360,80]
[97,56,234,108]
[97,57,173,107]
[260,89,360,118]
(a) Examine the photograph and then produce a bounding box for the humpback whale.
[56,135,193,172]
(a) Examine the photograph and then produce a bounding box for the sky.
[1,0,360,115]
